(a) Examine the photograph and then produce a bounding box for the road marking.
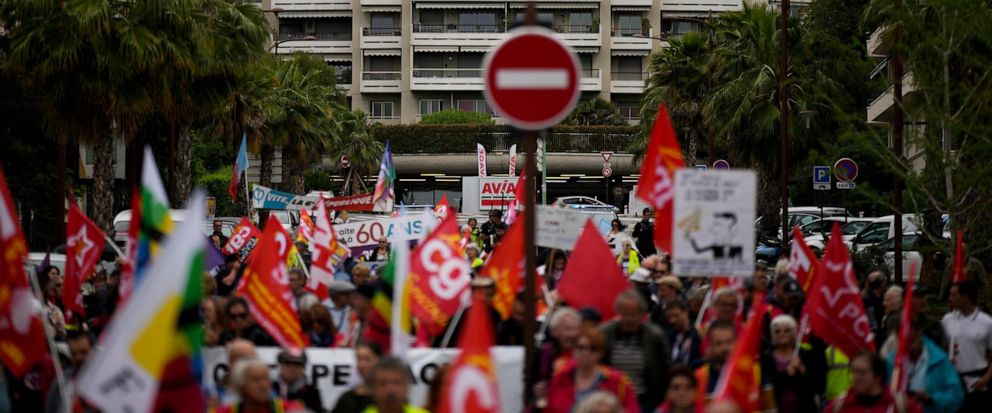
[496,69,569,89]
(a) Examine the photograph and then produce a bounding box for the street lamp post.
[779,0,791,248]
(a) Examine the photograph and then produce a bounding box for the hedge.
[371,124,639,154]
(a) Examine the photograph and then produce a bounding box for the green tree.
[330,110,383,195]
[562,98,627,126]
[419,109,495,125]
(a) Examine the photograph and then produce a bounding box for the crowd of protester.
[2,213,991,413]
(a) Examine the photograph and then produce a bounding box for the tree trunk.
[91,136,116,234]
[167,122,177,206]
[175,125,193,206]
[281,145,305,194]
[259,143,274,187]
[757,174,781,239]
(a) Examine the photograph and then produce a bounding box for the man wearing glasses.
[219,296,275,346]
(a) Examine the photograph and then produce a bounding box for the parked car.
[802,217,875,250]
[850,214,922,252]
[24,252,66,276]
[757,206,852,238]
[553,196,620,213]
[883,233,925,281]
[112,209,187,247]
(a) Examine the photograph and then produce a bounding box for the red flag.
[65,201,107,318]
[222,217,261,262]
[804,224,875,356]
[558,220,629,320]
[714,292,767,412]
[309,201,350,291]
[636,105,685,254]
[481,218,524,320]
[0,167,48,377]
[892,261,918,393]
[514,166,527,202]
[296,208,315,244]
[408,215,472,336]
[789,226,818,293]
[437,296,501,413]
[119,189,140,304]
[237,217,308,348]
[434,194,451,220]
[952,230,966,283]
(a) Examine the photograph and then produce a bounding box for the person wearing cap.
[273,348,322,413]
[323,281,356,343]
[650,275,684,329]
[481,210,503,252]
[433,277,501,348]
[632,208,656,257]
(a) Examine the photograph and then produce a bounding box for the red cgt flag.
[65,201,107,318]
[434,194,452,220]
[408,215,472,336]
[714,292,768,412]
[952,230,966,283]
[237,217,308,348]
[222,217,261,262]
[789,226,818,293]
[636,104,685,254]
[804,224,875,357]
[0,167,47,377]
[558,220,630,320]
[481,218,525,320]
[438,296,501,413]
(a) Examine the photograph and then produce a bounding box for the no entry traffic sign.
[483,27,581,130]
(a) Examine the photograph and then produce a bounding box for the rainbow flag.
[384,240,413,356]
[371,141,395,212]
[135,147,173,285]
[77,191,206,413]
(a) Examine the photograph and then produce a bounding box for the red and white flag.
[437,296,500,413]
[222,217,261,262]
[309,201,350,290]
[65,201,107,318]
[297,208,315,245]
[508,144,518,176]
[892,261,918,393]
[789,226,818,293]
[804,224,875,357]
[714,292,767,412]
[477,143,488,177]
[119,188,140,304]
[0,167,47,377]
[433,194,451,220]
[635,104,685,254]
[237,217,307,348]
[408,215,472,335]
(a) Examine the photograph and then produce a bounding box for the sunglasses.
[228,312,248,320]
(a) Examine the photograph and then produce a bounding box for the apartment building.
[865,25,925,171]
[262,0,749,124]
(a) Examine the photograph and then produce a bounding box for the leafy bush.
[196,166,242,217]
[419,110,495,125]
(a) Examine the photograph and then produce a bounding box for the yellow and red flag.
[408,215,471,336]
[438,296,500,413]
[714,292,767,412]
[480,218,524,319]
[297,208,315,245]
[636,104,685,254]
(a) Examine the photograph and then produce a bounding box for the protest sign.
[201,347,524,413]
[252,185,374,211]
[534,205,615,250]
[671,169,756,277]
[333,214,430,259]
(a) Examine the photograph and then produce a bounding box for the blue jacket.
[886,337,964,413]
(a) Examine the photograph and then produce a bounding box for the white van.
[850,214,921,251]
[112,209,187,246]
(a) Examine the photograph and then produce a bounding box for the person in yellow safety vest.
[617,240,641,275]
[465,243,484,271]
[825,346,854,400]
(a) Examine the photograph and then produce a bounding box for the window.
[370,14,397,35]
[420,100,442,115]
[458,12,497,32]
[841,221,869,235]
[567,12,592,32]
[371,101,395,119]
[456,100,493,114]
[615,14,642,36]
[856,222,890,245]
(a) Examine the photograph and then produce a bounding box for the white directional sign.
[671,169,757,277]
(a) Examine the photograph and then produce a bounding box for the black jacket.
[632,220,656,256]
[600,321,672,407]
[759,347,826,413]
[273,379,323,413]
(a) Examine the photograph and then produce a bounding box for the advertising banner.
[252,185,374,211]
[478,177,517,210]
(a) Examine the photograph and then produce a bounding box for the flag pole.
[793,313,809,357]
[102,233,126,259]
[440,303,468,348]
[27,267,72,413]
[694,287,714,330]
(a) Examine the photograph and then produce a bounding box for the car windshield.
[841,221,868,235]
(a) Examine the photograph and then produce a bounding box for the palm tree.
[562,98,627,126]
[329,110,383,195]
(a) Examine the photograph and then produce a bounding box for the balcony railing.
[278,32,351,41]
[612,71,646,81]
[336,73,352,85]
[581,69,600,78]
[362,71,402,81]
[612,28,647,37]
[553,24,599,34]
[372,125,639,154]
[362,27,401,36]
[412,68,482,78]
[413,24,504,33]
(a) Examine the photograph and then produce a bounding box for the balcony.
[660,0,743,14]
[274,32,351,56]
[612,0,653,6]
[411,24,506,48]
[580,69,602,91]
[610,71,646,94]
[361,71,402,93]
[867,71,918,124]
[271,0,351,11]
[617,106,640,124]
[360,0,402,5]
[410,68,483,91]
[361,27,401,49]
[610,29,654,51]
[554,25,602,49]
[867,25,889,58]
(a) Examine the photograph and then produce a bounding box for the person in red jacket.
[547,327,639,413]
[822,352,923,413]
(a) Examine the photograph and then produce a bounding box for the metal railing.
[581,69,600,78]
[412,68,482,78]
[362,27,402,36]
[278,32,351,41]
[336,73,352,85]
[412,24,504,33]
[617,107,640,120]
[553,24,599,34]
[612,71,646,81]
[362,71,402,81]
[612,28,647,37]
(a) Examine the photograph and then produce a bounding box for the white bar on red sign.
[496,69,569,89]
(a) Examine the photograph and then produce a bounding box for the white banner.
[534,205,615,250]
[508,144,517,176]
[671,169,757,277]
[334,214,430,251]
[201,347,524,413]
[477,143,488,177]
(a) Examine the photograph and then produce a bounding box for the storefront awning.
[509,2,598,9]
[364,49,402,57]
[416,2,503,9]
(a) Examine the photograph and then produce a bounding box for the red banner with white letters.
[222,217,261,262]
[408,215,472,336]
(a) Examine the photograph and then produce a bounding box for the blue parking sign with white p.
[814,166,831,184]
